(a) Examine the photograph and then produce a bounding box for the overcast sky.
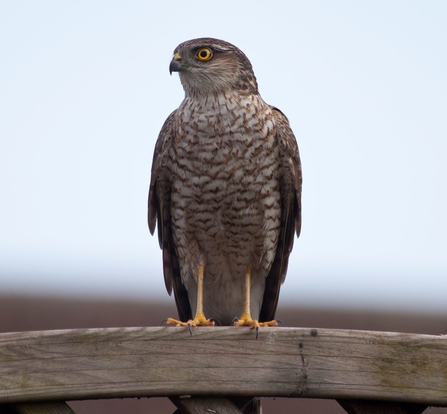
[1,1,446,312]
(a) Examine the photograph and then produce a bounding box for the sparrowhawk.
[148,38,302,333]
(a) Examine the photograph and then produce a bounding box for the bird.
[148,38,302,333]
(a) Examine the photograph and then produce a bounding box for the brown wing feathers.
[259,107,302,322]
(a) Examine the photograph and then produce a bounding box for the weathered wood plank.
[1,327,446,405]
[0,402,75,414]
[170,397,243,414]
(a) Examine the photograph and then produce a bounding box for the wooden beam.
[1,327,446,405]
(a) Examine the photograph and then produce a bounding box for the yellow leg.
[167,264,215,330]
[234,266,278,330]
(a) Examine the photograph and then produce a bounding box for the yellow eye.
[196,47,213,61]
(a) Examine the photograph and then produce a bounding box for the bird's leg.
[234,266,256,328]
[166,264,215,330]
[190,263,214,326]
[234,266,278,333]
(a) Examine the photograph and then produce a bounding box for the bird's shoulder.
[270,106,299,154]
[153,109,177,160]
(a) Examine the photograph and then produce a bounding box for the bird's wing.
[148,110,192,322]
[259,106,302,322]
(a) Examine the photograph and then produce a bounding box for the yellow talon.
[234,315,278,329]
[165,265,214,333]
[233,266,278,336]
[166,314,215,328]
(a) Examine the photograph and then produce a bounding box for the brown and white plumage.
[148,38,301,327]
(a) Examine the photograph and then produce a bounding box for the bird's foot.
[233,314,278,339]
[259,320,279,327]
[166,313,215,335]
[233,315,278,329]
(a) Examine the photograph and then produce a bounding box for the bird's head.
[169,38,259,98]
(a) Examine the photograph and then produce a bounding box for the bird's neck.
[179,92,260,119]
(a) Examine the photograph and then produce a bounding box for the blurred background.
[1,1,446,413]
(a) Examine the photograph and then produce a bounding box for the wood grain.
[1,327,446,406]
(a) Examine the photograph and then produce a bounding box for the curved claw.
[210,317,222,326]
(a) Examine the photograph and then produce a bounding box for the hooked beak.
[169,52,184,75]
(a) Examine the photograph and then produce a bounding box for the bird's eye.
[196,47,213,61]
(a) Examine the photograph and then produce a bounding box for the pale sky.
[1,1,446,312]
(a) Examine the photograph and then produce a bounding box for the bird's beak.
[169,52,184,75]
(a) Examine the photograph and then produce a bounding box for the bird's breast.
[169,93,281,271]
[173,93,276,177]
